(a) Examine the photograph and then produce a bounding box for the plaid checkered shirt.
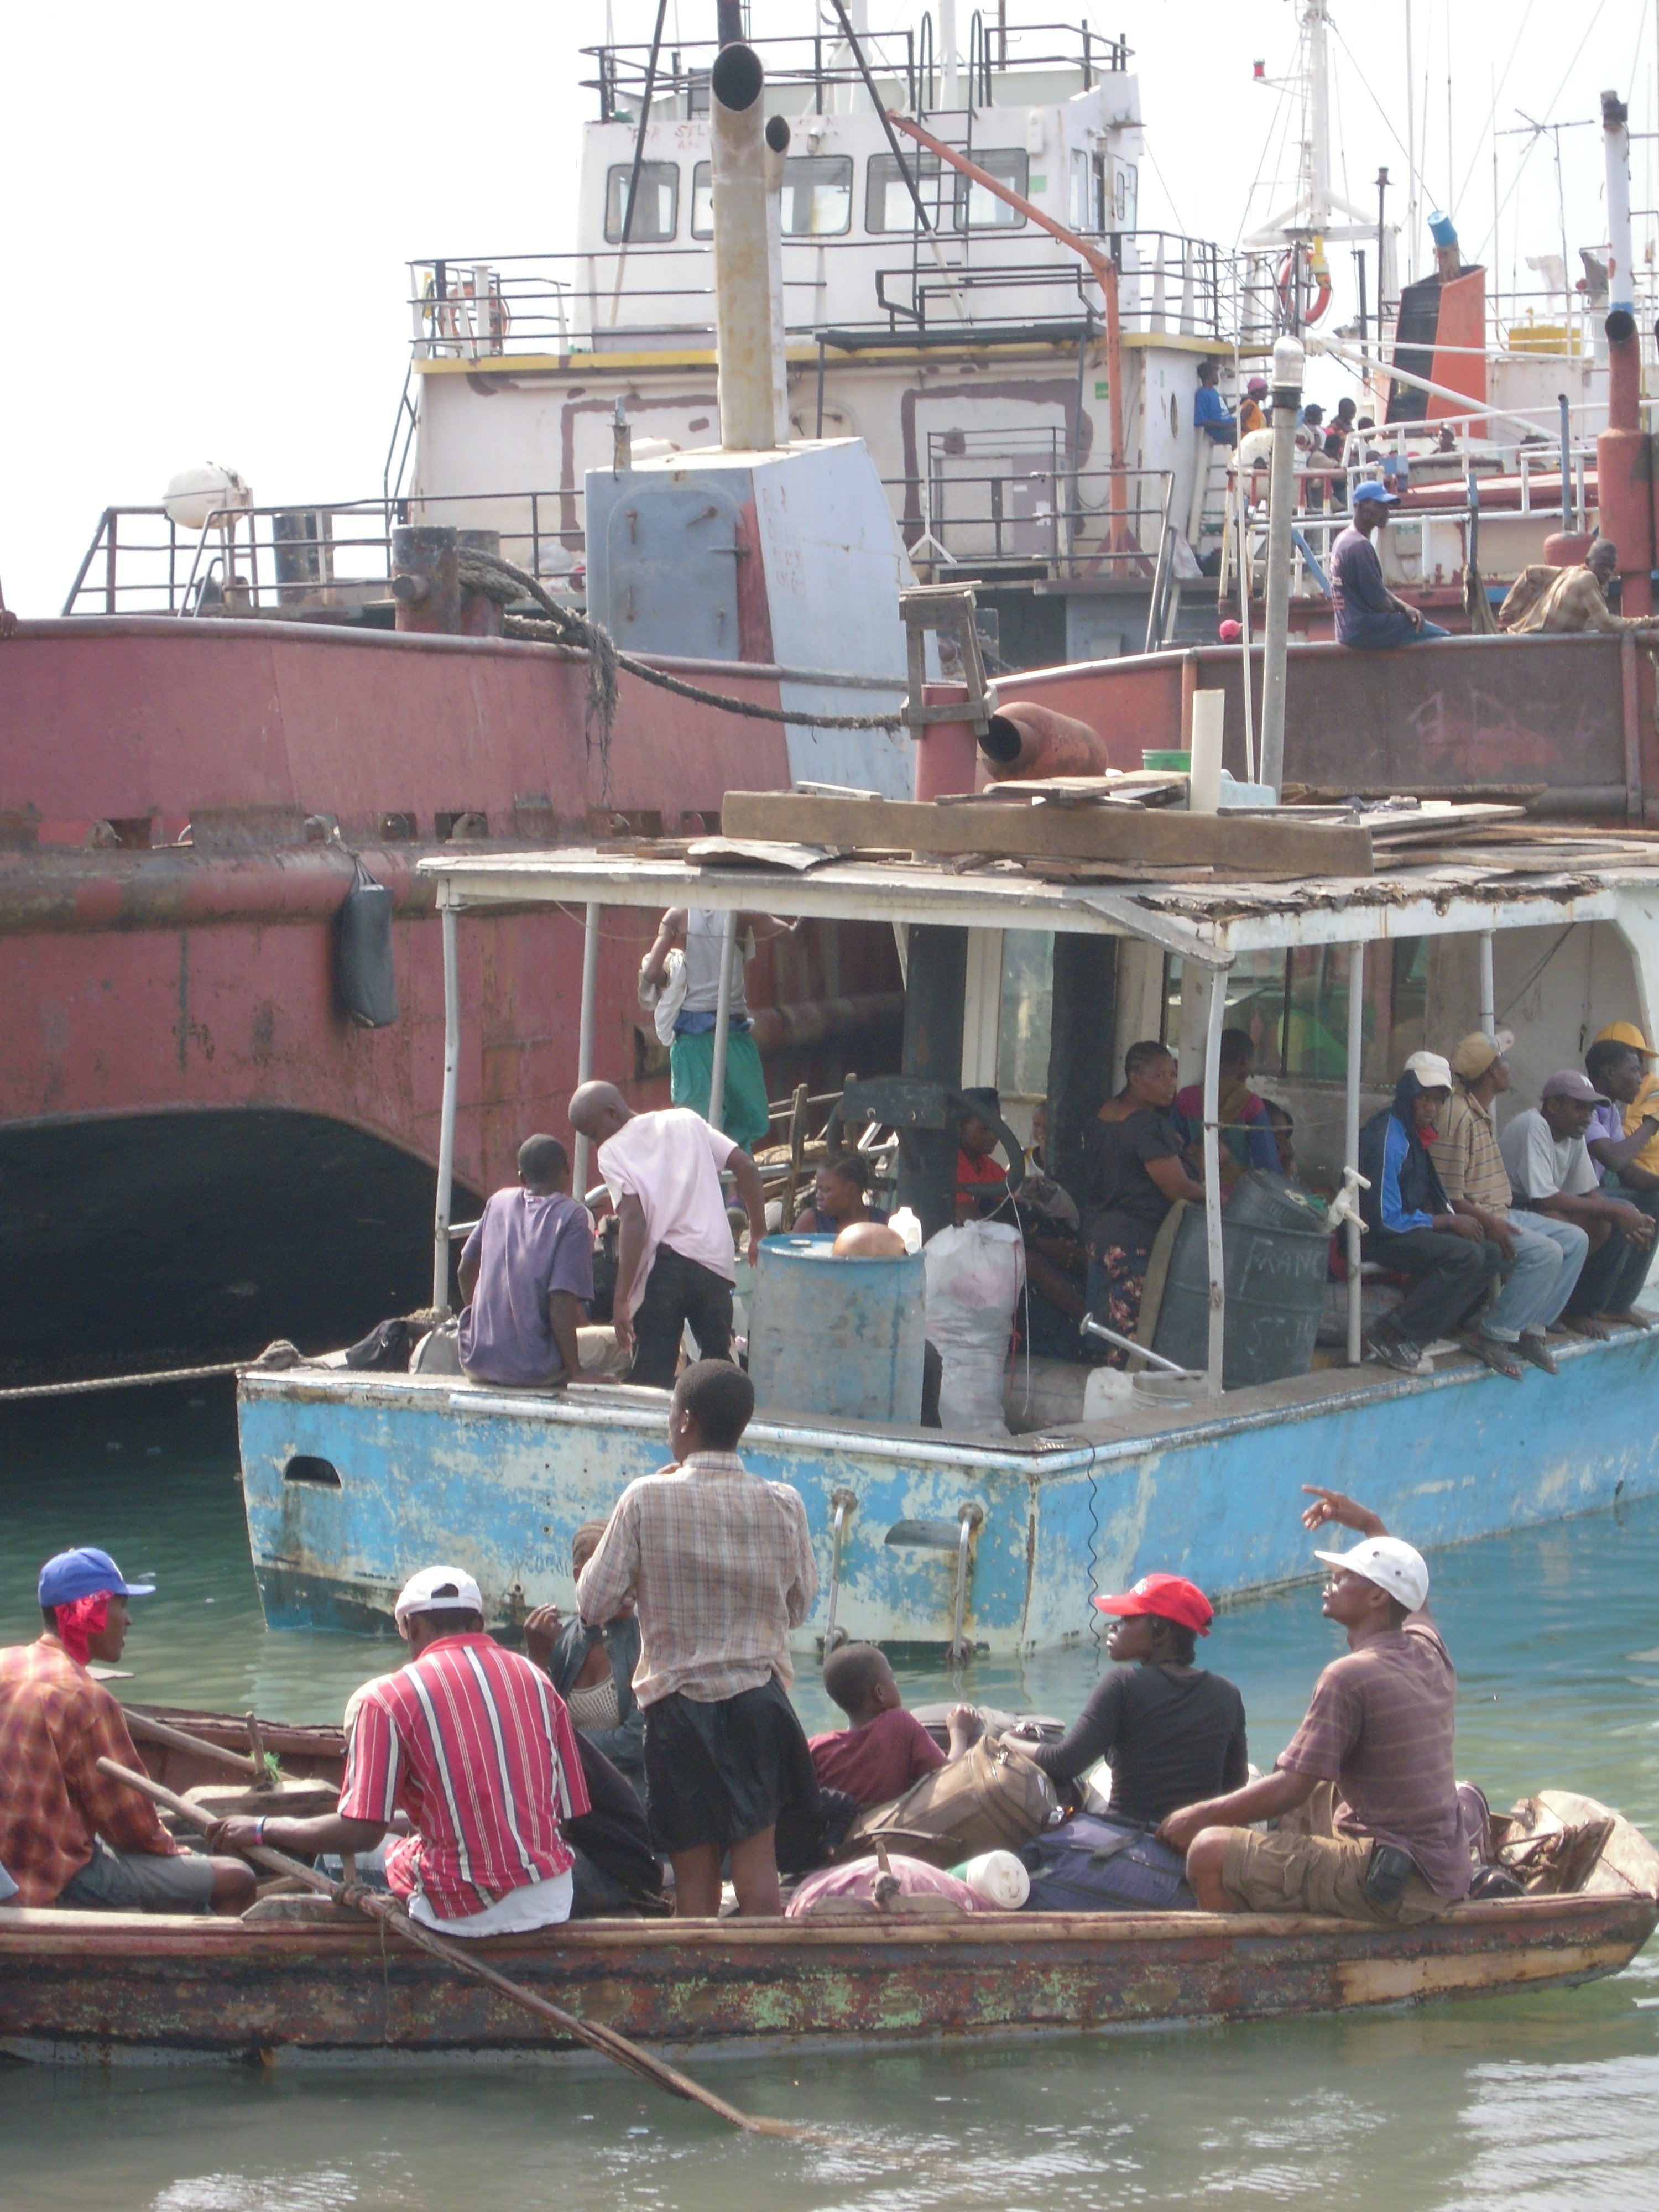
[0,1637,182,1906]
[576,1452,818,1707]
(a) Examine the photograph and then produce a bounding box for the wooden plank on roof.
[721,791,1374,878]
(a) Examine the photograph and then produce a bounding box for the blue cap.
[38,1547,155,1608]
[1353,482,1400,508]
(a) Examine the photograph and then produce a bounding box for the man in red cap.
[1021,1572,1247,1827]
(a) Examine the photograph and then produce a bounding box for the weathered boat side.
[0,1893,1648,2060]
[237,1323,1659,1648]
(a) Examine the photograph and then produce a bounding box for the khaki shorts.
[1220,1827,1445,1926]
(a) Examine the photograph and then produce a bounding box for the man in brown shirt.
[1437,1030,1588,1377]
[1159,1489,1467,1924]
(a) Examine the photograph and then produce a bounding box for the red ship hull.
[0,618,900,1370]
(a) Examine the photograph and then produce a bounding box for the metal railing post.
[432,900,462,1316]
[1345,942,1366,1366]
[1202,964,1230,1397]
[573,901,602,1199]
[708,908,739,1138]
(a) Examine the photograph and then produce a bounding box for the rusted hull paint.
[239,1323,1659,1650]
[0,1895,1648,2059]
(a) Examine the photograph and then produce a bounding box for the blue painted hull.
[236,1329,1659,1651]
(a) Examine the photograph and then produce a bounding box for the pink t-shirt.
[598,1108,739,1318]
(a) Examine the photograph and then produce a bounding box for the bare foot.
[1599,1308,1657,1332]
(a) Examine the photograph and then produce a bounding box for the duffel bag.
[849,1736,1062,1869]
[1019,1812,1196,1912]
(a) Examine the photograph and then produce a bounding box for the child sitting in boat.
[1158,1489,1471,1927]
[808,1645,979,1809]
[0,1547,257,1916]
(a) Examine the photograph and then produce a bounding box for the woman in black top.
[1081,1040,1205,1364]
[1028,1572,1248,1827]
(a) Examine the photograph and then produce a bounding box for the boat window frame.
[690,160,713,239]
[864,149,947,234]
[954,148,1030,230]
[781,152,855,237]
[604,160,681,246]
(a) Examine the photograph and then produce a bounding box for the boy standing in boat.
[210,1566,590,1935]
[576,1360,818,1918]
[1159,1490,1468,1926]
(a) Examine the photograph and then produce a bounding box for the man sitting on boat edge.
[1157,1490,1468,1927]
[210,1565,591,1936]
[456,1133,594,1390]
[0,1548,255,1915]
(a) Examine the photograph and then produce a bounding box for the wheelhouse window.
[955,148,1029,228]
[1164,938,1427,1088]
[691,161,713,239]
[604,161,679,244]
[782,154,854,236]
[865,150,946,233]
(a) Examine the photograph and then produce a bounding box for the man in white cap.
[1499,1069,1657,1337]
[1159,1489,1467,1924]
[1436,1031,1588,1378]
[210,1566,589,1936]
[1356,1051,1504,1374]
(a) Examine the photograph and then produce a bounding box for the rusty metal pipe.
[710,44,780,452]
[885,112,1127,541]
[978,700,1112,781]
[391,526,461,635]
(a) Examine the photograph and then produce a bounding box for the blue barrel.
[1150,1173,1331,1390]
[748,1234,926,1424]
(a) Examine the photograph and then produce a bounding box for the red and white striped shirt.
[338,1634,589,1922]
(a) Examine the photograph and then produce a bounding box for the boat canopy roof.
[418,825,1659,967]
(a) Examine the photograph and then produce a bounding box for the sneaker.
[1463,1332,1524,1381]
[1516,1333,1559,1375]
[1364,1328,1422,1375]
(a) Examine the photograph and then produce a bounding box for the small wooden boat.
[2,1709,1654,2062]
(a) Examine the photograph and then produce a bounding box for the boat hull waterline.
[238,1323,1659,1649]
[1,1891,1650,2063]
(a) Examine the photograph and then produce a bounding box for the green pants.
[670,1025,771,1152]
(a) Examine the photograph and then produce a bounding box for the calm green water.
[3,1384,1659,2210]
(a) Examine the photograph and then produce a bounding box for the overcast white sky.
[2,1,1652,612]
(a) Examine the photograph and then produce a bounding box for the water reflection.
[3,1384,1659,2210]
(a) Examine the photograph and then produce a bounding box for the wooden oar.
[97,1756,804,2139]
[123,1710,260,1776]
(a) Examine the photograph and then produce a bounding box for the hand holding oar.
[97,1756,804,2140]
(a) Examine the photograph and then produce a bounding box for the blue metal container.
[748,1234,926,1424]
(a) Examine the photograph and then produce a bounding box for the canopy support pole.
[573,901,601,1199]
[1345,940,1366,1366]
[432,900,461,1315]
[708,908,739,1135]
[1479,930,1496,1039]
[1202,963,1230,1397]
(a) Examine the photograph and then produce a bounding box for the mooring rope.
[458,550,907,735]
[0,1361,241,1404]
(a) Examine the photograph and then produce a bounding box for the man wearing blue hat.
[0,1548,255,1914]
[1331,483,1451,649]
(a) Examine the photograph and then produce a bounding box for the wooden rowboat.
[2,1709,1653,2062]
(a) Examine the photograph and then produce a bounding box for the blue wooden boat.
[237,815,1659,1648]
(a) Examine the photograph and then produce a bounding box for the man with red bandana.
[0,1547,255,1913]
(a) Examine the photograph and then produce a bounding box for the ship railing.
[1213,440,1604,614]
[583,20,1128,123]
[408,231,1254,365]
[890,450,1173,583]
[60,489,587,620]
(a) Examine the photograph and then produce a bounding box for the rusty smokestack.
[709,42,781,452]
[1597,89,1651,615]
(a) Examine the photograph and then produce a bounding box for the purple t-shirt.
[458,1188,595,1386]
